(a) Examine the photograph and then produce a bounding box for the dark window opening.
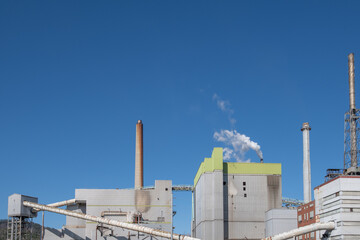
[223,181,226,185]
[165,188,168,191]
[244,194,247,197]
[243,182,246,186]
[243,187,246,191]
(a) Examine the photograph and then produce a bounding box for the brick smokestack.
[135,120,143,189]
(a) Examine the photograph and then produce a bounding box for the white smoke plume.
[212,94,263,162]
[214,129,263,162]
[213,94,236,126]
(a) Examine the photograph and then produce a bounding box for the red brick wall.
[297,200,316,240]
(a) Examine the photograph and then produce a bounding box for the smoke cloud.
[214,129,263,162]
[213,94,236,126]
[213,94,263,162]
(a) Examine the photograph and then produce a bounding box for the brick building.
[297,200,316,240]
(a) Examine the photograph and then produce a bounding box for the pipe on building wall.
[41,212,45,240]
[135,120,144,189]
[348,53,358,168]
[172,185,193,191]
[23,201,200,240]
[261,222,335,240]
[301,122,312,203]
[101,211,127,217]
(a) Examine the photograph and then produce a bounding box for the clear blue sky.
[1,0,360,235]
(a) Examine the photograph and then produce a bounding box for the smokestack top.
[137,120,142,124]
[349,53,354,60]
[301,122,311,131]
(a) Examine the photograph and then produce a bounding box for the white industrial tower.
[301,122,311,203]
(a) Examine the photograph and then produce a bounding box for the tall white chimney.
[301,122,311,203]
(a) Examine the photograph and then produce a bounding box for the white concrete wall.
[265,208,297,237]
[224,174,281,240]
[315,177,360,239]
[193,172,282,240]
[193,171,224,240]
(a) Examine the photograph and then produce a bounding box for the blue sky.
[1,0,360,235]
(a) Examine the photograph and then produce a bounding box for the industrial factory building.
[314,176,360,239]
[295,175,360,240]
[42,181,173,240]
[191,147,297,240]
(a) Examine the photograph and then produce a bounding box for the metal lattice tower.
[7,216,34,240]
[344,110,360,170]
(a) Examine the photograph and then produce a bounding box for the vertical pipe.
[135,120,144,189]
[42,212,44,240]
[19,217,21,240]
[349,53,356,111]
[349,53,358,168]
[301,122,311,203]
[171,191,173,240]
[11,217,14,240]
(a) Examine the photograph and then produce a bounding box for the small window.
[165,188,168,191]
[244,194,247,197]
[298,215,302,223]
[243,182,246,186]
[310,211,314,219]
[223,181,226,185]
[243,187,246,191]
[350,208,353,212]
